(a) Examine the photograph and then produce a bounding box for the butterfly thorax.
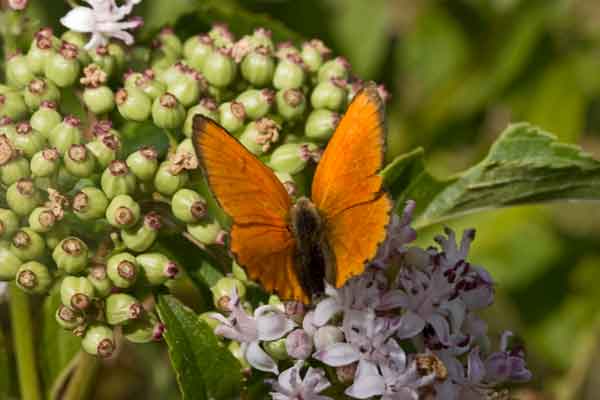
[289,197,336,300]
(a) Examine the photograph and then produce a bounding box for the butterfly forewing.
[192,116,309,303]
[311,85,392,287]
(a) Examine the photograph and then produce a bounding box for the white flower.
[268,361,332,400]
[211,287,295,374]
[60,0,143,50]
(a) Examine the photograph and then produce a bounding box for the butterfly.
[192,83,392,304]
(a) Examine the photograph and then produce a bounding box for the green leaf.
[136,0,198,38]
[157,295,242,400]
[40,281,82,400]
[389,123,600,228]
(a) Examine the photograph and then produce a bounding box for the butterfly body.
[289,197,336,299]
[193,84,391,304]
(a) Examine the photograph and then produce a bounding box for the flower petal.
[345,360,385,399]
[60,7,96,32]
[313,297,341,327]
[313,342,360,367]
[245,341,279,374]
[394,310,425,339]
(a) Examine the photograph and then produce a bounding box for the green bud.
[64,144,96,177]
[27,29,56,75]
[73,187,109,220]
[198,312,221,331]
[83,86,115,115]
[218,101,246,133]
[0,209,19,240]
[136,252,180,285]
[86,132,120,168]
[31,148,60,177]
[0,118,17,142]
[208,23,235,48]
[1,156,31,186]
[16,261,52,294]
[82,323,115,358]
[44,41,81,87]
[158,27,183,58]
[115,87,152,122]
[276,89,306,121]
[105,293,144,325]
[231,260,248,282]
[131,69,166,100]
[171,189,207,223]
[240,118,281,155]
[152,92,186,128]
[126,146,158,181]
[237,89,274,120]
[167,65,206,107]
[108,43,127,73]
[275,172,298,197]
[159,62,187,87]
[7,179,41,216]
[310,78,347,111]
[10,228,45,261]
[270,142,320,174]
[61,276,95,311]
[28,207,57,233]
[60,32,88,61]
[6,53,35,88]
[55,304,85,330]
[88,46,116,78]
[228,341,251,374]
[48,115,82,155]
[53,237,88,274]
[301,39,331,73]
[305,109,340,141]
[241,49,276,87]
[187,218,225,246]
[273,55,306,90]
[203,48,237,88]
[123,312,165,343]
[0,91,28,120]
[263,338,289,361]
[13,122,46,158]
[24,78,61,110]
[88,264,112,298]
[101,160,136,199]
[211,276,246,311]
[318,57,350,83]
[0,241,22,280]
[183,34,213,71]
[107,252,138,288]
[30,101,62,137]
[121,212,161,252]
[105,194,140,229]
[153,161,189,196]
[183,98,219,137]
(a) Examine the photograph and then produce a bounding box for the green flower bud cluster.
[0,23,386,358]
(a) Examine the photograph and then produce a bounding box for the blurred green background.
[4,0,600,398]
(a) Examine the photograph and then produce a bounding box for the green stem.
[62,352,100,400]
[9,284,42,400]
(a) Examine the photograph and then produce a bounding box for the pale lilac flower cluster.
[211,201,531,399]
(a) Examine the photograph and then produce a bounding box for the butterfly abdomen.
[290,197,336,299]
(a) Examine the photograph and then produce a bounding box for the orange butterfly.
[192,84,391,304]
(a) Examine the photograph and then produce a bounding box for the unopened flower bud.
[317,57,350,83]
[30,148,60,177]
[218,101,246,133]
[286,329,313,360]
[240,117,281,155]
[83,82,115,114]
[106,194,140,228]
[136,252,179,285]
[0,91,28,120]
[187,218,225,246]
[203,48,237,88]
[264,338,289,361]
[30,101,62,137]
[55,304,85,330]
[28,207,57,233]
[314,325,344,351]
[16,261,52,294]
[27,28,55,75]
[171,189,207,223]
[107,252,138,288]
[88,264,112,298]
[13,122,46,158]
[273,55,306,90]
[82,323,115,358]
[270,142,319,174]
[48,115,82,154]
[121,212,161,252]
[0,209,19,240]
[310,78,347,111]
[276,89,307,121]
[241,49,276,87]
[133,69,166,100]
[168,69,207,107]
[123,312,164,343]
[52,237,88,274]
[6,53,34,88]
[7,179,41,216]
[183,35,213,71]
[86,133,121,168]
[153,161,188,196]
[73,187,109,220]
[183,98,219,136]
[44,41,81,87]
[105,293,144,325]
[24,78,61,110]
[61,276,95,311]
[115,87,152,122]
[64,144,96,177]
[101,160,136,199]
[126,146,158,181]
[236,89,274,120]
[88,46,116,78]
[301,39,331,73]
[152,92,186,128]
[0,242,22,280]
[305,109,340,141]
[158,27,183,58]
[211,276,246,312]
[1,155,30,186]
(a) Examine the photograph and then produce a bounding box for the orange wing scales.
[193,116,308,303]
[312,85,391,288]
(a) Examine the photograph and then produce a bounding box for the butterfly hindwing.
[311,85,392,287]
[192,116,309,303]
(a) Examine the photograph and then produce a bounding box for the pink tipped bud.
[285,329,313,360]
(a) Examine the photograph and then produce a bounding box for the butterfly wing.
[192,116,308,302]
[311,84,392,287]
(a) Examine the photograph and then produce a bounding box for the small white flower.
[268,361,332,400]
[60,0,143,50]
